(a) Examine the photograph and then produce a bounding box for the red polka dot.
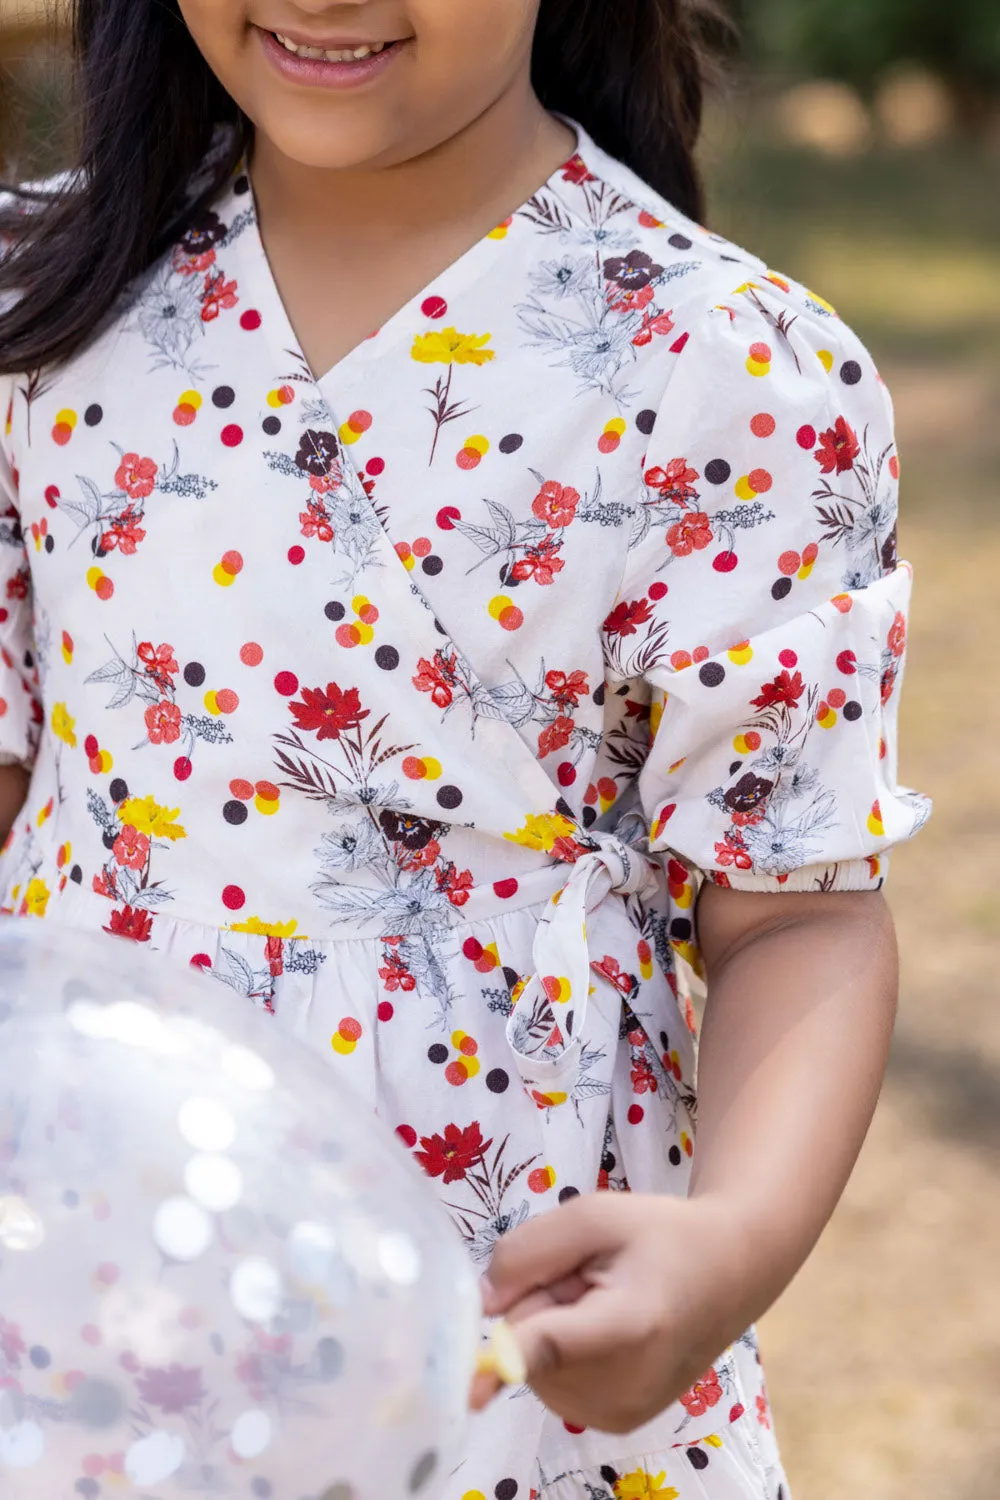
[287,545,305,565]
[421,295,448,319]
[748,467,772,493]
[557,762,576,787]
[802,541,820,566]
[437,506,461,530]
[173,404,196,427]
[889,455,900,480]
[95,576,114,601]
[779,649,798,668]
[778,550,801,577]
[229,779,254,801]
[240,641,263,666]
[396,1124,417,1148]
[648,581,668,601]
[627,1103,645,1125]
[412,536,432,558]
[255,780,280,801]
[221,424,244,447]
[366,456,385,476]
[837,650,857,675]
[377,1000,394,1022]
[44,485,60,507]
[713,551,738,573]
[174,756,192,781]
[462,937,484,961]
[221,549,243,575]
[563,1422,586,1435]
[222,885,246,911]
[797,424,817,449]
[751,412,776,438]
[828,688,847,709]
[445,1060,468,1087]
[215,688,239,714]
[240,310,262,331]
[190,952,212,970]
[274,670,299,696]
[348,410,372,435]
[692,645,709,664]
[339,1016,363,1041]
[84,734,99,758]
[493,878,519,900]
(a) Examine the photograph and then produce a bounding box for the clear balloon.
[0,918,480,1500]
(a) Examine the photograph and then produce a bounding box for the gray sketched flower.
[530,256,593,301]
[755,741,801,776]
[136,265,203,366]
[317,819,382,873]
[740,814,815,876]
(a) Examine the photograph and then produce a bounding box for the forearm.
[689,885,899,1330]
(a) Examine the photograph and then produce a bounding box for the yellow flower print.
[504,811,577,854]
[118,795,187,842]
[23,877,50,918]
[614,1471,679,1500]
[410,328,495,367]
[51,702,77,748]
[229,916,299,939]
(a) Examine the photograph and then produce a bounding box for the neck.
[249,83,575,247]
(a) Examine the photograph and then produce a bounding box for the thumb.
[482,1196,617,1316]
[508,1282,633,1384]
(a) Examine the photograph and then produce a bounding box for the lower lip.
[258,29,406,89]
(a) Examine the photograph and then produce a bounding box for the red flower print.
[756,1392,772,1429]
[115,454,158,500]
[644,457,699,502]
[289,683,369,741]
[201,270,238,322]
[135,1363,207,1414]
[104,905,154,942]
[751,669,805,712]
[592,954,636,997]
[511,534,565,585]
[437,864,474,907]
[137,641,179,688]
[6,566,29,601]
[144,700,182,745]
[101,505,146,555]
[880,662,899,707]
[815,416,860,475]
[561,153,596,185]
[532,481,580,528]
[681,1368,723,1417]
[607,281,655,315]
[0,1318,25,1367]
[379,953,416,992]
[603,598,653,638]
[544,669,589,707]
[265,935,284,979]
[888,610,906,658]
[630,1055,657,1094]
[666,511,713,557]
[412,654,455,709]
[714,830,753,870]
[299,500,334,542]
[632,308,677,347]
[112,824,150,871]
[415,1122,492,1184]
[538,715,574,758]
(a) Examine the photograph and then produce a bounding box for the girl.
[0,2,929,1497]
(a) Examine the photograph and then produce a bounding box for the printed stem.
[428,367,453,467]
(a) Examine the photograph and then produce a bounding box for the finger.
[512,1283,636,1384]
[468,1366,501,1412]
[482,1196,618,1315]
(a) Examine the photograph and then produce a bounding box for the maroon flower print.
[415,1122,492,1184]
[295,429,341,479]
[115,453,158,500]
[104,905,154,942]
[603,249,664,293]
[751,669,806,712]
[531,481,580,528]
[815,416,860,475]
[289,683,369,741]
[135,1363,207,1414]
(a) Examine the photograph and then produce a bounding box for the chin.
[252,107,406,171]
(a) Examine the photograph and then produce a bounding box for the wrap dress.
[0,119,929,1500]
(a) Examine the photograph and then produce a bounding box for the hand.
[472,1191,750,1435]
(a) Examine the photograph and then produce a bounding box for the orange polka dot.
[221,550,243,576]
[240,642,263,666]
[750,413,776,438]
[748,468,773,494]
[339,1016,363,1041]
[255,780,280,802]
[230,779,255,800]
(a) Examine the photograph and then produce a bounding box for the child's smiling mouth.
[257,27,411,85]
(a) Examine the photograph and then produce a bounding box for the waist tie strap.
[505,832,661,1105]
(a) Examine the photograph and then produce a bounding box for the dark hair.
[0,0,727,376]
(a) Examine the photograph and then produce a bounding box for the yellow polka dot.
[463,1490,488,1500]
[817,349,834,373]
[354,623,375,645]
[728,643,753,666]
[179,389,202,410]
[488,595,513,621]
[422,757,442,780]
[255,794,280,816]
[867,811,885,837]
[86,567,103,590]
[338,421,361,445]
[675,885,694,910]
[704,1434,723,1449]
[266,390,284,408]
[98,749,113,772]
[797,562,814,581]
[464,1056,481,1079]
[204,690,220,716]
[465,434,490,456]
[55,408,78,429]
[746,358,771,378]
[808,291,837,315]
[213,562,236,587]
[487,223,509,239]
[818,708,837,729]
[649,699,663,738]
[605,417,627,437]
[331,1033,357,1055]
[351,594,370,616]
[734,475,756,501]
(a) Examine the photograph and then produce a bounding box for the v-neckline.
[235,117,586,391]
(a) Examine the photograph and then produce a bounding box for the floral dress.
[0,120,928,1500]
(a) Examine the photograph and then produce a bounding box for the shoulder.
[565,123,887,410]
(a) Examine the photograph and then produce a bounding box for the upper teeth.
[274,33,388,61]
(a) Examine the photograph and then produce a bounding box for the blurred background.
[1,1,998,1495]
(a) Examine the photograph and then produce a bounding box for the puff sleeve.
[603,277,930,893]
[0,377,41,769]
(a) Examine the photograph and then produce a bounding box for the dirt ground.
[705,117,1000,1498]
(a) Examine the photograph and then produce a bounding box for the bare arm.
[478,887,899,1432]
[0,762,29,843]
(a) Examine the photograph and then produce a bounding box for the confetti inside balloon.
[0,919,480,1499]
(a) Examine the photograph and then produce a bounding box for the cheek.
[412,0,540,76]
[176,1,253,97]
